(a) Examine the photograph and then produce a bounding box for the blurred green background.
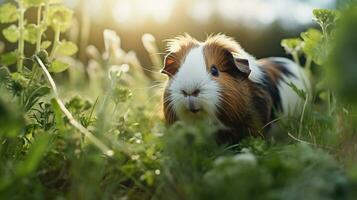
[2,0,357,199]
[0,0,336,67]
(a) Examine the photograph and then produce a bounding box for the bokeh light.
[61,0,335,29]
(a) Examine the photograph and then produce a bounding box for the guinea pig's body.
[161,34,309,143]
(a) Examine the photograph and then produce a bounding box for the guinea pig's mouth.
[187,98,201,114]
[189,108,201,114]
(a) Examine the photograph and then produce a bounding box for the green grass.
[0,1,357,200]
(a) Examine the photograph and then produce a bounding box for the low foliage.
[0,1,357,199]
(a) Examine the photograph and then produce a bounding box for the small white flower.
[104,29,121,57]
[142,33,157,53]
[87,60,102,75]
[233,149,257,165]
[108,64,130,80]
[86,45,101,60]
[125,51,142,68]
[131,154,140,160]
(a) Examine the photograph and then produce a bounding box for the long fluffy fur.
[162,34,309,144]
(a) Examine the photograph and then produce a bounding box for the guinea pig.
[161,34,310,144]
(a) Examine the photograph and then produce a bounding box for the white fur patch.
[248,60,265,84]
[271,57,310,116]
[168,46,221,123]
[233,52,264,84]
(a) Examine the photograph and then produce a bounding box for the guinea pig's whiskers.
[146,94,175,120]
[140,65,169,76]
[131,83,166,91]
[161,69,174,77]
[162,97,173,107]
[259,117,284,133]
[166,99,178,117]
[153,52,167,55]
[216,103,235,122]
[217,95,242,121]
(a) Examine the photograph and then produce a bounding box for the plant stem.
[112,102,119,117]
[328,90,332,116]
[34,55,114,157]
[35,2,49,53]
[50,25,61,60]
[35,5,43,52]
[32,2,49,84]
[292,52,301,67]
[298,94,309,138]
[304,56,313,91]
[17,1,25,72]
[29,5,43,87]
[79,0,91,61]
[304,57,312,75]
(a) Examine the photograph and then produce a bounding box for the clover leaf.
[57,40,78,56]
[0,3,18,23]
[48,59,69,73]
[281,38,303,56]
[2,25,19,43]
[47,5,73,32]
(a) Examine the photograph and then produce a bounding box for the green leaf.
[313,9,340,33]
[47,5,73,32]
[51,98,65,131]
[15,133,50,177]
[57,40,78,56]
[23,85,51,111]
[24,24,40,44]
[2,25,19,43]
[0,51,18,66]
[49,0,63,4]
[112,86,132,104]
[11,72,29,88]
[0,89,25,137]
[48,60,69,73]
[287,82,307,100]
[281,38,303,55]
[326,6,357,103]
[23,0,46,7]
[0,3,18,23]
[34,50,51,67]
[41,40,52,50]
[301,29,325,65]
[0,67,11,84]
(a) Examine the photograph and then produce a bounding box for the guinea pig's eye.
[210,65,219,77]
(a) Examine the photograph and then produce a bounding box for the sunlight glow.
[64,0,335,29]
[112,0,176,24]
[190,0,214,24]
[213,0,335,28]
[113,1,133,24]
[216,0,277,25]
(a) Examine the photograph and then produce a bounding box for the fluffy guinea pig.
[161,34,310,144]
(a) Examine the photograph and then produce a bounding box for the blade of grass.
[34,55,114,157]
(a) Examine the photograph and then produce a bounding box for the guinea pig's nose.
[182,89,200,97]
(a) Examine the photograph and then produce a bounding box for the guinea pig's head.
[162,34,254,125]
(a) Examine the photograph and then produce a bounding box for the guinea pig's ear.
[161,53,177,77]
[233,55,251,78]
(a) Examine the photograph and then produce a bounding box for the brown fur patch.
[204,34,243,55]
[257,59,281,85]
[163,84,177,124]
[202,35,266,139]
